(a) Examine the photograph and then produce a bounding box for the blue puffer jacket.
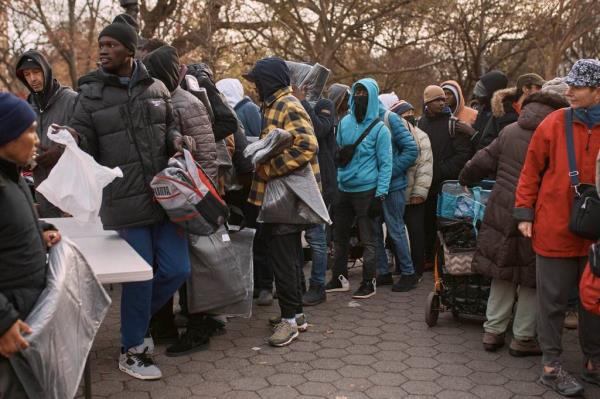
[235,97,262,137]
[337,78,392,197]
[380,105,418,192]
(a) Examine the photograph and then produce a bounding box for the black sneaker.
[376,273,393,286]
[325,275,350,292]
[303,283,326,306]
[149,318,179,345]
[392,274,418,292]
[539,362,584,397]
[166,328,210,357]
[582,362,600,386]
[352,279,376,299]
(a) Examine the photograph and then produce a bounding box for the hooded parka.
[441,80,478,126]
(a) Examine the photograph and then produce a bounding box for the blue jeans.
[376,189,415,276]
[305,224,328,286]
[118,221,190,350]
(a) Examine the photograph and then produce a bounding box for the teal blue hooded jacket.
[336,78,392,197]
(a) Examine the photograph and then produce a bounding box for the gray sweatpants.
[536,255,600,366]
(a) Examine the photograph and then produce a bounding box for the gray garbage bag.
[285,61,331,103]
[10,238,111,399]
[206,226,255,318]
[186,226,255,317]
[258,163,331,225]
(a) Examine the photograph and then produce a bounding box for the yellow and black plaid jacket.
[248,87,320,206]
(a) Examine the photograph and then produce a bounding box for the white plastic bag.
[36,127,123,222]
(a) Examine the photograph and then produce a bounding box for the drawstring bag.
[151,149,229,236]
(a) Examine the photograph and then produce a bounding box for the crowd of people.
[1,13,600,398]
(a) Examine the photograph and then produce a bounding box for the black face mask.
[354,96,368,123]
[404,115,417,126]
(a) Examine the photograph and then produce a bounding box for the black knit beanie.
[98,22,138,53]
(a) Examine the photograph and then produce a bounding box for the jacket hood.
[441,80,478,125]
[379,92,399,110]
[247,57,291,102]
[479,70,508,99]
[518,91,569,131]
[142,46,180,92]
[328,83,350,110]
[16,50,60,109]
[348,78,381,126]
[491,87,519,118]
[78,59,153,90]
[187,63,214,82]
[216,78,244,108]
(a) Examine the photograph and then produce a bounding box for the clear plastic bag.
[36,127,123,223]
[10,239,111,399]
[285,61,331,103]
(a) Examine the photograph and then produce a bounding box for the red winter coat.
[514,109,600,258]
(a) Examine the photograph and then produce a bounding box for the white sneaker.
[143,336,155,354]
[119,344,162,380]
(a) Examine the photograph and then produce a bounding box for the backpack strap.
[351,118,381,149]
[564,108,581,191]
[383,110,391,130]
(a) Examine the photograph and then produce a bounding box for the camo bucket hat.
[564,59,600,87]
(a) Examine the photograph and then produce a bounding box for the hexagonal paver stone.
[165,373,204,388]
[368,372,407,387]
[296,381,337,396]
[372,360,409,373]
[366,385,409,398]
[108,392,150,399]
[191,381,232,397]
[436,390,480,399]
[436,375,475,391]
[149,386,191,398]
[229,377,269,391]
[466,359,504,373]
[470,384,513,399]
[403,357,439,369]
[401,380,442,395]
[506,380,547,396]
[332,377,373,391]
[220,391,261,399]
[90,380,123,396]
[401,367,441,381]
[339,364,377,378]
[309,358,346,370]
[257,386,299,399]
[303,369,342,383]
[266,373,306,387]
[274,361,313,375]
[434,363,473,377]
[500,366,540,382]
[239,365,276,378]
[468,371,509,386]
[342,354,378,365]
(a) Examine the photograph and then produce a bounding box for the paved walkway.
[78,266,600,399]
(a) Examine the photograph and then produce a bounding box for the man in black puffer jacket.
[0,93,62,398]
[69,22,194,381]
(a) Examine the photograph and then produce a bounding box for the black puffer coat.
[0,159,50,335]
[459,91,569,287]
[69,60,180,229]
[476,87,519,151]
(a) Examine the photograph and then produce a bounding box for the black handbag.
[565,108,600,240]
[336,119,380,167]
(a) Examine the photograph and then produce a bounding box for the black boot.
[303,283,326,306]
[392,274,418,292]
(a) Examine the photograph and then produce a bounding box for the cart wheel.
[425,292,440,327]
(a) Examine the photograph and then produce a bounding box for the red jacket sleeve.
[513,118,552,221]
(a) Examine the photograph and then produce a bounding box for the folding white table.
[43,218,153,399]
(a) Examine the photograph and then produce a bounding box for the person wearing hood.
[291,81,336,306]
[243,57,319,347]
[475,73,545,152]
[418,85,473,266]
[441,80,478,126]
[325,78,393,299]
[378,92,399,110]
[390,100,433,280]
[0,93,63,398]
[460,89,570,358]
[15,50,78,217]
[471,70,508,140]
[515,59,600,397]
[216,78,262,138]
[68,22,195,381]
[328,83,351,121]
[143,46,217,182]
[375,95,419,292]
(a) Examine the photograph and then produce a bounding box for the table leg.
[84,353,92,399]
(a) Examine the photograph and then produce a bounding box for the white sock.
[283,317,297,326]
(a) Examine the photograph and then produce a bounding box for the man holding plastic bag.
[67,22,196,381]
[243,57,321,347]
[0,93,61,397]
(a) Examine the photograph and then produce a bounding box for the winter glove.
[174,136,197,153]
[454,120,476,137]
[367,195,385,218]
[35,144,64,170]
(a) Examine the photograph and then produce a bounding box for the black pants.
[266,225,304,319]
[536,255,600,366]
[404,202,426,276]
[332,190,377,282]
[254,221,274,292]
[424,192,438,263]
[0,358,27,399]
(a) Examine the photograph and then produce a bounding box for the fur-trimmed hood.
[518,91,569,131]
[491,87,518,118]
